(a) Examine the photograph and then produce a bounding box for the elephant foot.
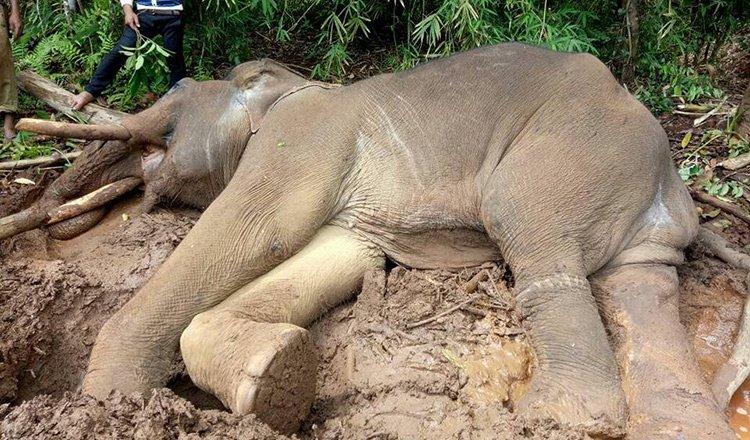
[516,370,626,438]
[180,311,318,434]
[626,388,735,440]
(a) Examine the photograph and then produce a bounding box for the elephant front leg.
[83,188,330,398]
[512,273,627,437]
[179,225,384,434]
[591,264,735,440]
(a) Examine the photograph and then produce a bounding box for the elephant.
[11,43,736,438]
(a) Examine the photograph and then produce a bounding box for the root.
[696,227,750,271]
[691,190,750,225]
[712,273,750,409]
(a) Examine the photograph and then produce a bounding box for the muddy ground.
[1,40,749,438]
[0,185,747,440]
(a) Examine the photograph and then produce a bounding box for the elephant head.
[121,59,309,211]
[5,59,311,240]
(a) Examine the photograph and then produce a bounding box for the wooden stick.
[46,177,141,223]
[697,226,750,271]
[0,177,141,240]
[16,118,131,141]
[712,272,750,409]
[405,295,481,329]
[699,227,750,408]
[691,190,750,225]
[0,151,81,170]
[16,70,127,125]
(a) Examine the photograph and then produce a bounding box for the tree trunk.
[739,82,750,140]
[16,71,127,125]
[621,0,641,85]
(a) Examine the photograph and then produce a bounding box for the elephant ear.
[226,59,308,132]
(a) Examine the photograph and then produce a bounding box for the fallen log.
[0,177,141,240]
[16,70,127,125]
[691,190,750,225]
[0,151,81,170]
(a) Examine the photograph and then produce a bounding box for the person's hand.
[8,10,22,38]
[123,5,139,31]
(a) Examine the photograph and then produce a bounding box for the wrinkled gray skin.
[48,43,733,438]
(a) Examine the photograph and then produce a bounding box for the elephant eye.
[163,132,173,147]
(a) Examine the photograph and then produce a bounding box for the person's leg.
[160,15,187,87]
[72,14,158,109]
[0,7,19,139]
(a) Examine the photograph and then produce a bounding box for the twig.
[405,294,481,329]
[463,269,489,294]
[691,190,750,225]
[0,151,81,170]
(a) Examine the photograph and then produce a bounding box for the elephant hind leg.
[591,263,735,440]
[180,225,384,434]
[503,271,627,437]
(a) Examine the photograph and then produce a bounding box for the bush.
[11,0,750,113]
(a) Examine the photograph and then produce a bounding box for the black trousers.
[85,12,186,97]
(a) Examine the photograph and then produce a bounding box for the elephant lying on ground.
[14,43,735,438]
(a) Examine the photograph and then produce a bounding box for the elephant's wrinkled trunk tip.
[15,118,132,141]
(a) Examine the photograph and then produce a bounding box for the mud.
[0,188,746,439]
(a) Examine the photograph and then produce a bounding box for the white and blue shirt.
[120,0,183,11]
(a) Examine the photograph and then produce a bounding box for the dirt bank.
[0,189,746,439]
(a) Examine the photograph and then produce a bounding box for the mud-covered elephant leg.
[482,194,626,437]
[503,270,625,436]
[180,225,384,433]
[83,197,311,397]
[591,264,735,440]
[83,137,346,401]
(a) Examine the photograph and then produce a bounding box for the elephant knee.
[181,310,220,354]
[180,309,239,363]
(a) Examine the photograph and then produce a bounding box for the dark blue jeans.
[85,12,186,97]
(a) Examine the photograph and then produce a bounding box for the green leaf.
[134,55,144,71]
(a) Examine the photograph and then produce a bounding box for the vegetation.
[5,1,750,206]
[10,0,748,113]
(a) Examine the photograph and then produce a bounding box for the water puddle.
[451,339,532,405]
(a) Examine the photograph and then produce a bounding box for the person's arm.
[8,0,22,38]
[120,1,140,30]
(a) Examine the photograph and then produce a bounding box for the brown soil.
[0,186,746,439]
[1,38,749,439]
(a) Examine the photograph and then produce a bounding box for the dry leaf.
[13,178,35,186]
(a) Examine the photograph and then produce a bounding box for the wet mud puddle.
[453,339,532,406]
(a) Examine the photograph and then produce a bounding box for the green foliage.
[703,177,744,200]
[627,0,746,111]
[0,131,54,160]
[10,0,750,115]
